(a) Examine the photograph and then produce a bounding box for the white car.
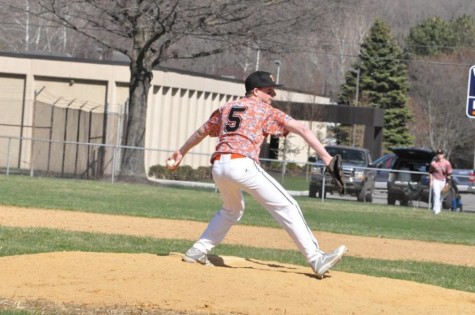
[451,169,475,194]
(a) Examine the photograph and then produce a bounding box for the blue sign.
[467,65,475,119]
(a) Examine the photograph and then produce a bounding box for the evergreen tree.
[405,17,456,56]
[405,15,475,56]
[338,19,412,151]
[450,15,475,48]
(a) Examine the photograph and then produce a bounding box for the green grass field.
[0,174,474,300]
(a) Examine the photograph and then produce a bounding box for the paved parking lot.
[319,189,475,213]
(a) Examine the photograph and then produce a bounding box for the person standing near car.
[429,149,453,214]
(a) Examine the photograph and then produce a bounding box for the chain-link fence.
[0,136,116,180]
[1,136,474,212]
[309,165,474,213]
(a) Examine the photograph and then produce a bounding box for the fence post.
[111,144,116,183]
[6,137,11,175]
[428,184,432,211]
[321,176,326,202]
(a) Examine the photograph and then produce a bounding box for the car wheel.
[387,194,396,205]
[317,186,327,199]
[442,190,454,210]
[365,191,373,203]
[357,188,366,202]
[442,200,449,210]
[357,184,373,203]
[309,183,317,198]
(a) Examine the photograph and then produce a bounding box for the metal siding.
[0,55,331,174]
[159,86,173,166]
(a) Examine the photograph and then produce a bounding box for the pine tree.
[338,19,413,151]
[405,15,475,56]
[405,17,456,56]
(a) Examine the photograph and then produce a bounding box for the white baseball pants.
[432,179,446,214]
[191,154,323,264]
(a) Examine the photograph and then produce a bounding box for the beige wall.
[0,53,332,174]
[0,74,26,167]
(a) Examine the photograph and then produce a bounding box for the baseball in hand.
[166,159,176,170]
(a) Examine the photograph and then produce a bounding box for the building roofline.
[0,50,322,96]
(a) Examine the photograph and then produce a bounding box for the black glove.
[326,154,344,194]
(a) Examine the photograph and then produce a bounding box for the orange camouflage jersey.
[203,97,293,163]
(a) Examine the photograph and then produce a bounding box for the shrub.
[148,164,212,181]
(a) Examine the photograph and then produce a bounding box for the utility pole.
[273,60,286,181]
[274,60,281,84]
[255,43,260,71]
[351,68,360,147]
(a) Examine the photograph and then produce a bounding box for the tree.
[337,19,412,151]
[405,16,457,56]
[405,15,475,163]
[18,0,330,177]
[1,0,98,56]
[297,0,371,99]
[408,54,473,159]
[451,15,475,48]
[407,52,475,161]
[404,15,475,57]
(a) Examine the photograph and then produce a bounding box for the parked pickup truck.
[308,145,375,202]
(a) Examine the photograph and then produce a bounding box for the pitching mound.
[0,251,474,314]
[0,206,475,314]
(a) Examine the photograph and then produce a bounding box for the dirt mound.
[1,206,475,314]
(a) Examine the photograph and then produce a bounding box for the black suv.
[387,147,453,208]
[308,145,375,202]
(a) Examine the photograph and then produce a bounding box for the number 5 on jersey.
[225,107,247,132]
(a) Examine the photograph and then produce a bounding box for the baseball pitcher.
[167,71,346,279]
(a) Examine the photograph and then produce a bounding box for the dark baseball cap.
[245,71,283,92]
[436,149,444,154]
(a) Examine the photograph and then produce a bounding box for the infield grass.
[0,174,474,294]
[0,175,473,245]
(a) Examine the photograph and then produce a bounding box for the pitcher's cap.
[245,71,283,92]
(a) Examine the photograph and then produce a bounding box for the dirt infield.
[1,205,474,315]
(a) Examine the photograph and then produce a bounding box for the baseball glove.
[442,183,450,195]
[326,154,344,194]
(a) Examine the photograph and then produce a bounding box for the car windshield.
[373,154,395,169]
[396,161,429,173]
[323,148,367,165]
